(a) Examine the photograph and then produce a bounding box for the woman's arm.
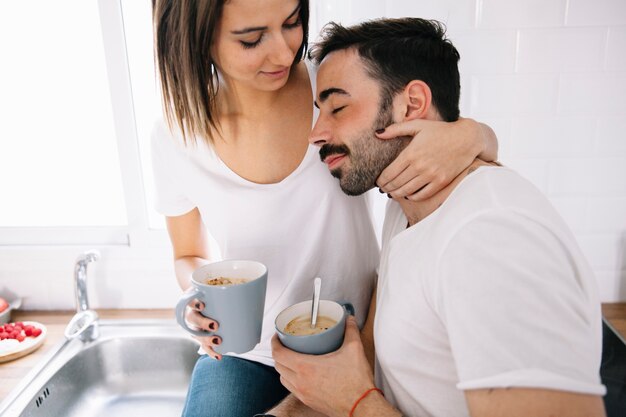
[166,209,224,359]
[376,117,498,201]
[166,208,212,290]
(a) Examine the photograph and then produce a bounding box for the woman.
[151,0,497,416]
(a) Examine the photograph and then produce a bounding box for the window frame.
[0,0,169,249]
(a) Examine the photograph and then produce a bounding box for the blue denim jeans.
[181,355,289,417]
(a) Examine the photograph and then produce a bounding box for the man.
[270,17,607,417]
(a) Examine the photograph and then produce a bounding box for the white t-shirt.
[151,61,379,366]
[375,166,605,417]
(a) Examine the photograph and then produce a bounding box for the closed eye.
[240,37,262,49]
[283,17,302,30]
[332,106,347,114]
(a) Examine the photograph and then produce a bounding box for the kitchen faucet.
[65,250,101,342]
[74,250,100,313]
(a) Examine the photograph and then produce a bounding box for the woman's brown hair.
[152,0,309,144]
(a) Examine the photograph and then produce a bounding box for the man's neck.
[396,159,496,226]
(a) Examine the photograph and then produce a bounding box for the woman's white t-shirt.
[150,61,379,366]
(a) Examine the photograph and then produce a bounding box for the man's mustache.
[319,144,350,162]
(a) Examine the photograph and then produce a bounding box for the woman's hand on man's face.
[376,117,489,201]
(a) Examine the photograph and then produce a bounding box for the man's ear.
[400,80,432,121]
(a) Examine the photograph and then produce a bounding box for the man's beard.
[319,104,410,196]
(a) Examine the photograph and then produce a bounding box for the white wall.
[312,0,626,302]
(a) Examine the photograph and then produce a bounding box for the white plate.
[0,321,47,363]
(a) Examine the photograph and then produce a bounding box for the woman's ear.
[402,80,432,121]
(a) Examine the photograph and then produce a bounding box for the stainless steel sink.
[0,319,199,417]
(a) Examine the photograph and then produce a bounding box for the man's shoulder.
[441,166,552,222]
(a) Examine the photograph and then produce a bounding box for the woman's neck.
[216,64,303,123]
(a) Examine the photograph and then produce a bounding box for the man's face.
[310,49,408,196]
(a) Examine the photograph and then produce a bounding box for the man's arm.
[264,394,326,417]
[465,388,606,417]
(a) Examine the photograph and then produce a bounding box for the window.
[0,0,128,245]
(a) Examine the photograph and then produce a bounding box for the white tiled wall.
[311,0,626,302]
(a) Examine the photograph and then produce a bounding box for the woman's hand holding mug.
[175,260,268,360]
[185,299,223,360]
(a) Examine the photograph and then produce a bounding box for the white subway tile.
[347,0,386,23]
[595,270,626,303]
[385,0,476,30]
[517,28,606,73]
[548,158,594,195]
[460,74,472,115]
[606,26,626,70]
[594,270,621,303]
[548,196,588,232]
[500,157,550,192]
[596,117,626,156]
[589,158,626,196]
[478,0,566,28]
[509,116,596,157]
[558,73,626,116]
[476,116,513,159]
[548,158,626,196]
[586,198,626,232]
[567,0,626,26]
[451,30,517,74]
[576,233,624,269]
[469,74,559,115]
[315,0,352,26]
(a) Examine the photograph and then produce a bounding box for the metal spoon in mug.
[310,277,322,328]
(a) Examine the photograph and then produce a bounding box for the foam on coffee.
[284,315,337,336]
[205,277,250,286]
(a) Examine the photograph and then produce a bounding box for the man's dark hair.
[311,17,460,122]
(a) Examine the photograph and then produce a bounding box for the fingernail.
[378,188,385,193]
[375,128,385,134]
[212,337,220,345]
[387,193,392,199]
[208,322,216,330]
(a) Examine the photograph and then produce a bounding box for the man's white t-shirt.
[151,61,379,366]
[375,166,605,416]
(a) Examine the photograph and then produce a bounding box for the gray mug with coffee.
[275,300,355,355]
[175,260,268,354]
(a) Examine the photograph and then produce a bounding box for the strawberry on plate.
[0,321,47,362]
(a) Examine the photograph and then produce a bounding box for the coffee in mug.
[205,277,249,286]
[284,315,337,336]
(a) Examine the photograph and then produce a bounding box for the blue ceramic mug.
[275,300,355,355]
[175,260,268,354]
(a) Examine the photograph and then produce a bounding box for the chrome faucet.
[67,250,101,342]
[74,250,100,313]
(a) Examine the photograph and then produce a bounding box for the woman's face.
[212,0,304,92]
